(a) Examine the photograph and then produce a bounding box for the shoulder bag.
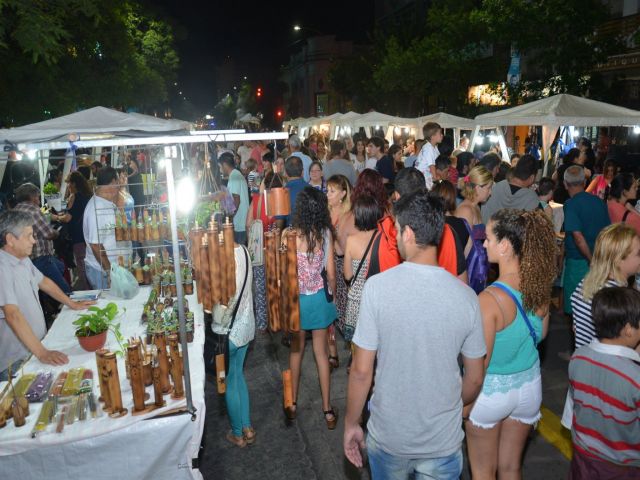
[491,282,538,346]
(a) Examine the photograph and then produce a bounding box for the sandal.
[243,427,256,445]
[226,431,247,448]
[324,407,338,430]
[328,355,339,372]
[285,401,297,420]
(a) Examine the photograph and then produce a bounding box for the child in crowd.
[568,286,640,479]
[246,158,260,194]
[536,177,555,221]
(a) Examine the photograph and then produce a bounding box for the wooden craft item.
[103,352,127,417]
[265,232,281,332]
[218,230,228,305]
[207,223,222,305]
[49,371,68,398]
[152,211,160,241]
[152,353,166,408]
[127,344,146,414]
[95,349,112,411]
[282,369,293,409]
[158,209,165,238]
[215,354,226,394]
[286,232,300,332]
[144,209,151,241]
[143,353,153,386]
[264,187,290,217]
[167,334,185,400]
[131,210,138,241]
[137,221,145,242]
[153,333,173,394]
[223,219,236,304]
[115,211,124,241]
[199,236,212,312]
[278,242,289,325]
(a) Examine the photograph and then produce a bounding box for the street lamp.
[292,24,324,35]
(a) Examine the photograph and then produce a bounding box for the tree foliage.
[329,0,622,116]
[0,0,180,125]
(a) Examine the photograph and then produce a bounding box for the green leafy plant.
[194,200,220,227]
[73,302,126,353]
[43,182,59,195]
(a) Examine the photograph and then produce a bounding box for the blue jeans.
[32,255,71,295]
[86,263,109,290]
[225,340,251,436]
[367,434,463,480]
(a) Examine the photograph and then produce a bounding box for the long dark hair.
[292,186,333,260]
[68,171,92,197]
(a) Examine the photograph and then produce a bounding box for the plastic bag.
[110,264,140,299]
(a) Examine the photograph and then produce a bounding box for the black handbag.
[212,246,250,373]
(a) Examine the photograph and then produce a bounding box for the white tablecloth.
[0,287,206,480]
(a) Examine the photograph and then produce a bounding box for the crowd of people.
[0,122,638,478]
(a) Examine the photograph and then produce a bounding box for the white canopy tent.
[0,106,193,202]
[331,111,361,139]
[352,111,398,138]
[472,94,640,173]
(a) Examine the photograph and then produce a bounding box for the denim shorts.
[366,433,463,480]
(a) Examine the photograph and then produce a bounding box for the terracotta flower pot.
[77,331,108,352]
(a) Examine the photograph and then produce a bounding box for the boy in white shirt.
[415,122,443,190]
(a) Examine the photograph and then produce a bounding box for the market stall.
[0,286,205,480]
[472,93,640,174]
[0,126,288,480]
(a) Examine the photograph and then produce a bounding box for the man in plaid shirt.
[13,183,71,295]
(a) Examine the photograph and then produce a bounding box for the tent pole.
[165,152,196,418]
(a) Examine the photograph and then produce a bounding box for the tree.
[329,0,622,116]
[0,0,180,125]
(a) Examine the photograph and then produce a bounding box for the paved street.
[200,306,573,479]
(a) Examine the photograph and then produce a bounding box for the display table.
[0,287,206,480]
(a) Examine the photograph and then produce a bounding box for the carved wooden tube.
[265,232,280,332]
[223,220,236,304]
[153,333,172,394]
[95,349,112,412]
[127,344,146,413]
[282,369,293,409]
[207,223,222,306]
[286,231,300,333]
[278,242,289,326]
[167,334,185,400]
[200,236,212,312]
[190,226,204,304]
[219,229,228,305]
[103,352,127,417]
[152,353,165,407]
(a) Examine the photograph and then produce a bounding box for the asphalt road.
[199,305,573,479]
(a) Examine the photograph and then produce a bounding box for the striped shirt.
[569,340,640,467]
[570,279,621,349]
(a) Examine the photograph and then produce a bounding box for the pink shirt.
[297,250,324,295]
[607,201,640,237]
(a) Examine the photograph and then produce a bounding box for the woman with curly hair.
[351,169,389,214]
[465,209,557,480]
[286,186,339,429]
[455,165,493,293]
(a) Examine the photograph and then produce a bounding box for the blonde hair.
[582,223,637,301]
[461,165,493,201]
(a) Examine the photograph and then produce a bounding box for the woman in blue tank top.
[465,209,558,480]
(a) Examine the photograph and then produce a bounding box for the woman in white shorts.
[464,209,557,479]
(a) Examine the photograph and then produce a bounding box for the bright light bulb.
[475,135,484,145]
[489,134,498,143]
[394,127,400,135]
[634,126,640,135]
[176,177,196,213]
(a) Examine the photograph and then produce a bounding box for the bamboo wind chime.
[264,228,300,333]
[190,217,236,311]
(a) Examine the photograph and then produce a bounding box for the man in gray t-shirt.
[344,190,486,477]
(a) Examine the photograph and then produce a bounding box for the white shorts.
[468,373,542,429]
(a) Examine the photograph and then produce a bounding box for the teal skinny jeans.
[225,340,251,436]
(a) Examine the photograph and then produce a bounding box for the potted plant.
[73,303,125,353]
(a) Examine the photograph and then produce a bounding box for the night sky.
[151,0,373,113]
